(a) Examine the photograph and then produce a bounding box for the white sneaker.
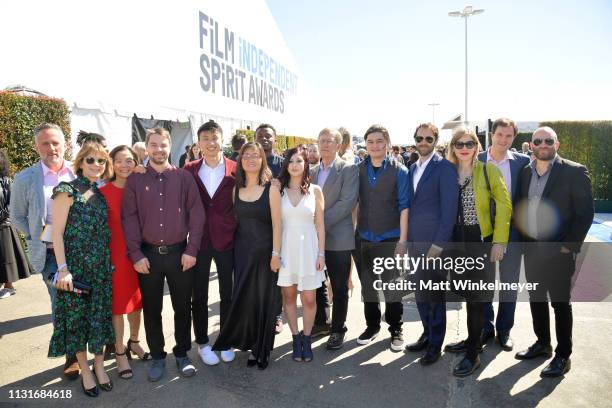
[198,345,219,366]
[0,288,16,299]
[220,349,235,363]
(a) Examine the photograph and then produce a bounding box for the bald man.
[514,126,594,377]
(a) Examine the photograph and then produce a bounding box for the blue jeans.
[42,251,58,325]
[483,242,522,334]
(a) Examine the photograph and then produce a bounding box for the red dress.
[100,182,143,314]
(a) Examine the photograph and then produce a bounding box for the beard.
[416,144,434,157]
[534,147,556,161]
[150,153,168,165]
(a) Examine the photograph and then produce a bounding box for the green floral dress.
[48,176,115,357]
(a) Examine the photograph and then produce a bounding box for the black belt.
[142,240,186,255]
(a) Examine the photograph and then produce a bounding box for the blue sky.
[266,0,612,143]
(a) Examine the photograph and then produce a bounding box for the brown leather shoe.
[63,356,80,381]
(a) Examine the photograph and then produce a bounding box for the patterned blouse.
[459,176,478,226]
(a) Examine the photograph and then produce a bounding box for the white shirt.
[486,148,512,197]
[198,157,225,197]
[412,153,434,192]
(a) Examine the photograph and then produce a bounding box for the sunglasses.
[532,138,555,146]
[85,157,107,165]
[454,141,477,150]
[415,136,435,144]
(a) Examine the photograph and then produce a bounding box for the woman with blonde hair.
[338,127,355,163]
[49,141,115,397]
[443,127,512,377]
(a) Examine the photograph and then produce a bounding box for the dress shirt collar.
[202,156,225,171]
[41,160,72,176]
[487,148,512,164]
[415,153,434,170]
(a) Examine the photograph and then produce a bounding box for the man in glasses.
[10,123,79,379]
[122,127,205,381]
[310,128,358,349]
[405,123,459,366]
[514,126,594,377]
[449,118,529,353]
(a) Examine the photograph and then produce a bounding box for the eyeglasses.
[454,141,477,150]
[415,136,435,144]
[85,157,107,165]
[242,154,262,160]
[319,139,337,145]
[532,138,555,146]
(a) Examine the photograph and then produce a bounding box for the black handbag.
[482,163,496,228]
[46,272,92,295]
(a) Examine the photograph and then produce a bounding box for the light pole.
[427,102,439,124]
[449,5,484,126]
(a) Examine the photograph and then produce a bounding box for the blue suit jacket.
[478,150,530,241]
[407,154,459,250]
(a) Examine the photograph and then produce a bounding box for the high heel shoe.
[302,331,313,362]
[126,339,150,361]
[93,367,113,392]
[81,376,99,398]
[115,348,133,380]
[292,333,303,362]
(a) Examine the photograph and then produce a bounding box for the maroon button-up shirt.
[122,165,205,263]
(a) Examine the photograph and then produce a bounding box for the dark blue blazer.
[478,150,530,241]
[407,154,459,249]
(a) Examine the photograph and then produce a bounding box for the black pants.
[451,225,494,360]
[525,247,574,358]
[138,247,193,359]
[314,275,330,326]
[353,235,403,333]
[192,248,234,345]
[319,250,352,333]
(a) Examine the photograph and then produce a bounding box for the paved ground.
[1,221,611,407]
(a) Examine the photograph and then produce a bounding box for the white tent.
[0,0,312,155]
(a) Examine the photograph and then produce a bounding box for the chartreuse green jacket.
[471,161,512,244]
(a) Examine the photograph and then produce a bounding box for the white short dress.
[277,185,323,291]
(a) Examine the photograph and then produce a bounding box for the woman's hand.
[270,255,281,273]
[56,269,73,291]
[316,255,325,271]
[490,244,505,263]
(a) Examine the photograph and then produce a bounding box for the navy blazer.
[478,150,530,241]
[407,153,459,250]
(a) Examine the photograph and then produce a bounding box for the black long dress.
[0,177,34,283]
[213,183,279,369]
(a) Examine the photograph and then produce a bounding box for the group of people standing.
[4,116,593,397]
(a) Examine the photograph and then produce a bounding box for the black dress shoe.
[515,342,553,360]
[81,378,99,398]
[541,355,571,377]
[480,330,494,346]
[444,340,467,353]
[311,323,331,338]
[406,332,429,352]
[419,346,441,366]
[444,340,484,354]
[453,355,481,377]
[497,332,513,351]
[326,332,345,350]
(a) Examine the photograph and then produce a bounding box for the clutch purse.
[46,271,92,295]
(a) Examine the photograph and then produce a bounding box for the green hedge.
[540,121,611,201]
[235,129,315,154]
[0,92,71,175]
[512,121,611,200]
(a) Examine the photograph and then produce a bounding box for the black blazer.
[515,155,594,253]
